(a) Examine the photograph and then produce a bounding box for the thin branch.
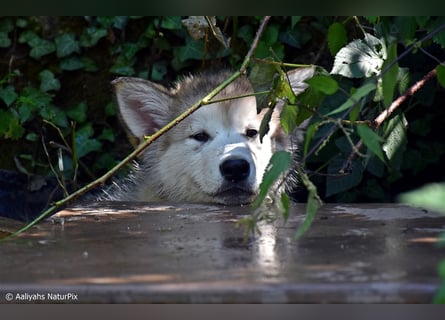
[340,62,441,172]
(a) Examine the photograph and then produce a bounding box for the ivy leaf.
[0,32,11,47]
[331,33,386,78]
[252,151,291,208]
[327,22,347,56]
[55,33,80,58]
[357,123,385,163]
[29,38,56,59]
[67,102,88,123]
[39,70,61,92]
[74,123,102,158]
[0,85,18,106]
[80,27,108,47]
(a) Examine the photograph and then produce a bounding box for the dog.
[101,68,314,205]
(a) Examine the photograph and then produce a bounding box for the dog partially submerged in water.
[103,68,314,205]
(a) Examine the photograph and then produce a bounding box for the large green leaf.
[331,33,386,78]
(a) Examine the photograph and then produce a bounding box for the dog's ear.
[286,67,315,96]
[112,77,173,143]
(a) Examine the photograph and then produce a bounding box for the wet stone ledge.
[0,202,444,303]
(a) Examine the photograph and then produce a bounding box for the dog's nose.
[220,159,250,182]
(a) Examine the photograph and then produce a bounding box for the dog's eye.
[245,128,258,138]
[191,131,210,142]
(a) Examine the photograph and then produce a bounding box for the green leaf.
[60,56,85,71]
[29,38,56,59]
[39,70,60,92]
[0,85,17,106]
[0,109,25,140]
[249,62,277,111]
[382,113,407,170]
[294,170,322,239]
[280,193,291,222]
[67,102,88,123]
[399,183,445,214]
[306,75,339,95]
[357,124,385,163]
[74,123,102,158]
[331,33,386,78]
[80,27,108,47]
[381,43,398,108]
[55,33,80,58]
[325,82,376,116]
[0,32,11,47]
[280,103,298,135]
[98,127,115,142]
[258,107,274,142]
[327,22,347,56]
[252,151,291,208]
[40,106,68,128]
[290,16,301,28]
[436,64,445,89]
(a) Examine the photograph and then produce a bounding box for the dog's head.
[112,69,313,205]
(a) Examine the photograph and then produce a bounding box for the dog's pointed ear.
[287,67,315,96]
[112,77,173,143]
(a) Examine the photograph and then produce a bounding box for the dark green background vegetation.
[1,16,445,219]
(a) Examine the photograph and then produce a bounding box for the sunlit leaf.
[382,113,407,170]
[331,33,386,78]
[252,151,291,208]
[306,74,339,95]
